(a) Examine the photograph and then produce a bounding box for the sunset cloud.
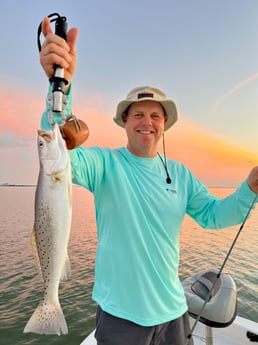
[0,85,256,186]
[0,86,43,137]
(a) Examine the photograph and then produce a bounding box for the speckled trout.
[24,124,72,335]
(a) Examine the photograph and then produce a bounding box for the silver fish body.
[24,124,72,335]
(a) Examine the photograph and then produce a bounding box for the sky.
[0,0,257,186]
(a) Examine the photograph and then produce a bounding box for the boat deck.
[190,316,257,345]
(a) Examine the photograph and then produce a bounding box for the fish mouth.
[38,130,54,143]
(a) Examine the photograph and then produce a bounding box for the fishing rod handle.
[55,16,67,40]
[50,15,69,113]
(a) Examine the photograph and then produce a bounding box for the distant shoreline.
[0,184,36,187]
[0,184,238,188]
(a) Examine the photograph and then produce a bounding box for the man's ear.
[122,113,127,124]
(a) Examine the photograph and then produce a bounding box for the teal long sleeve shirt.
[41,86,257,326]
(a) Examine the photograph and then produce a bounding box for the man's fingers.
[41,16,52,37]
[67,28,79,53]
[39,16,78,81]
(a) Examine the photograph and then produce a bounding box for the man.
[39,16,258,345]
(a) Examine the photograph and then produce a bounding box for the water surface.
[0,186,257,344]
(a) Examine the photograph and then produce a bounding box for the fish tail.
[23,300,68,335]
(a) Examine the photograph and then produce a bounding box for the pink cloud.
[0,86,43,137]
[0,86,256,186]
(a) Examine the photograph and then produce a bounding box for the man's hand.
[39,16,79,87]
[247,166,258,194]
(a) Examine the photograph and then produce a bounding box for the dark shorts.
[95,306,194,345]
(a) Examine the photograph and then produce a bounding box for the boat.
[80,269,258,345]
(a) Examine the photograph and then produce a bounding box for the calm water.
[0,186,257,345]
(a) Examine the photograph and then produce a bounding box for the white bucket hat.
[113,86,178,131]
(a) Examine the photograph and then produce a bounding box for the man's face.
[123,100,168,157]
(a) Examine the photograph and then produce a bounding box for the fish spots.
[37,302,58,323]
[34,201,54,282]
[25,300,68,335]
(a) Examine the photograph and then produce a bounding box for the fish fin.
[60,253,71,280]
[31,226,43,278]
[23,300,68,335]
